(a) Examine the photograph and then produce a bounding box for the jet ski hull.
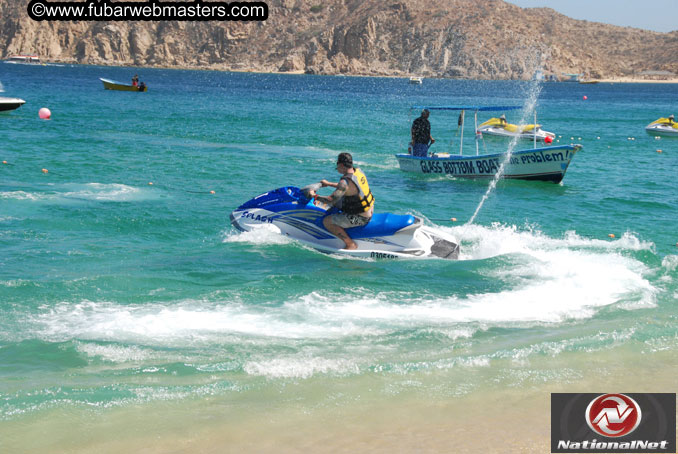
[645,124,678,137]
[477,125,556,141]
[231,186,459,259]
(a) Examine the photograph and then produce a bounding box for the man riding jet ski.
[306,152,373,250]
[230,153,459,260]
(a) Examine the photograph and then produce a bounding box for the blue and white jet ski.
[230,185,460,259]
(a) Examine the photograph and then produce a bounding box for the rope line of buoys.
[427,218,459,222]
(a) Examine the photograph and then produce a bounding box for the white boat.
[397,145,580,183]
[397,106,580,184]
[477,116,556,142]
[645,117,678,137]
[409,77,423,84]
[4,55,41,64]
[0,97,26,112]
[231,184,460,260]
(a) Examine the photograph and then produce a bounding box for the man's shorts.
[328,213,371,229]
[412,143,429,157]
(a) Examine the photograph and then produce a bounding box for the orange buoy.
[210,190,216,194]
[148,182,153,185]
[450,217,457,222]
[608,233,615,238]
[41,168,48,174]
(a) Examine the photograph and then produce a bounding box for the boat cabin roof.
[411,105,522,112]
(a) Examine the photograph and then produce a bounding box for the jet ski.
[645,117,678,137]
[477,117,556,142]
[230,185,460,259]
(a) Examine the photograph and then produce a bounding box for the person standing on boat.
[307,152,374,250]
[132,74,139,87]
[411,109,435,157]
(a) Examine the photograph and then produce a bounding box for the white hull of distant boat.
[397,144,581,183]
[409,77,423,84]
[645,118,678,137]
[231,186,460,260]
[4,55,41,65]
[477,118,556,141]
[0,97,26,112]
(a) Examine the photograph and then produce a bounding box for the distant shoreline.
[590,77,678,84]
[6,60,678,83]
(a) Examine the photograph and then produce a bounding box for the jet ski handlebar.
[301,183,322,198]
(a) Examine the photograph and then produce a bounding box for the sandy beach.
[3,345,677,454]
[589,77,678,84]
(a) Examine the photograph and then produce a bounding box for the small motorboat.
[0,97,26,112]
[100,78,147,92]
[477,116,555,142]
[409,77,423,84]
[645,117,678,137]
[230,185,460,260]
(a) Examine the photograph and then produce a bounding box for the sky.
[504,0,677,33]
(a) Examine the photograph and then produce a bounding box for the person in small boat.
[411,109,435,157]
[307,152,374,250]
[132,75,139,87]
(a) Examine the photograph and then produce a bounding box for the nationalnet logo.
[586,394,642,438]
[552,393,676,453]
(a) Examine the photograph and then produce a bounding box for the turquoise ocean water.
[1,64,678,451]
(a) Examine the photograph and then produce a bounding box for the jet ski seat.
[346,213,418,239]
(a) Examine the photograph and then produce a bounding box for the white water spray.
[467,79,543,225]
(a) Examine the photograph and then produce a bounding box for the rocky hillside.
[1,0,677,79]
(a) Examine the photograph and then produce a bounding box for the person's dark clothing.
[412,117,431,144]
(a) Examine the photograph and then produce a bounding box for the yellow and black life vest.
[340,168,374,214]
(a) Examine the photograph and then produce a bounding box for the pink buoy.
[544,136,553,144]
[39,107,51,120]
[582,95,588,100]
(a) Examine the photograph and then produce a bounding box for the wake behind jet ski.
[230,185,460,260]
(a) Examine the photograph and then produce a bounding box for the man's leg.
[413,143,429,157]
[323,216,357,250]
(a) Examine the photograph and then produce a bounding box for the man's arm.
[316,179,348,206]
